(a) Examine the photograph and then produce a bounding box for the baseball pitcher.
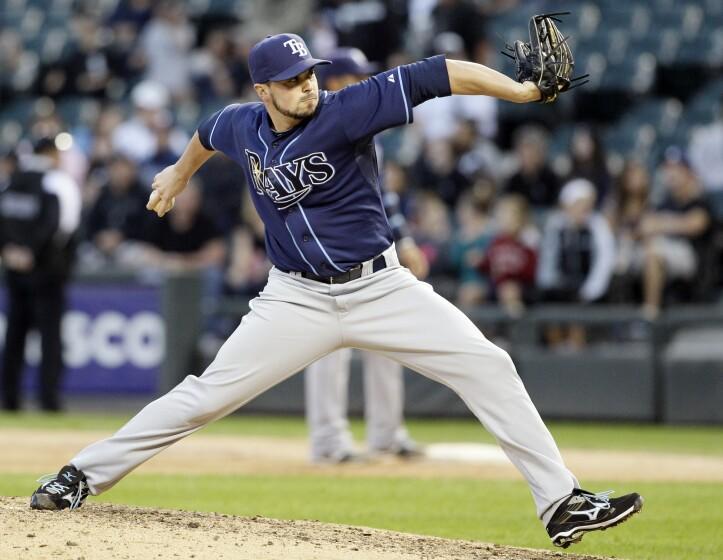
[32,19,642,548]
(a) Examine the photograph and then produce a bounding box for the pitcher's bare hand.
[147,165,187,218]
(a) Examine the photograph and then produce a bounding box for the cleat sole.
[30,493,63,511]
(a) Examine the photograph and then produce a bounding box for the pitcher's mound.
[1,496,610,560]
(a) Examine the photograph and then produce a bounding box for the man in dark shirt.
[505,125,560,208]
[640,148,713,318]
[85,155,148,260]
[140,179,225,272]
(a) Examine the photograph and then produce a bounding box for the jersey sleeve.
[338,54,451,143]
[197,103,242,154]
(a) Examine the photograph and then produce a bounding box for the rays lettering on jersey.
[245,149,335,209]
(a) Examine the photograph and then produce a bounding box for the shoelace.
[579,490,613,509]
[69,481,87,510]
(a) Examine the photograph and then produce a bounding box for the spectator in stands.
[0,150,17,184]
[639,148,714,318]
[140,1,194,100]
[138,110,184,186]
[480,195,538,317]
[538,178,615,303]
[410,191,454,280]
[108,0,153,32]
[689,95,723,192]
[605,159,651,302]
[567,125,611,206]
[139,179,226,275]
[537,179,615,349]
[86,105,125,169]
[453,119,500,180]
[449,177,495,306]
[105,0,150,84]
[111,80,188,164]
[60,13,113,98]
[382,161,413,218]
[0,30,38,104]
[190,29,235,104]
[431,0,488,62]
[318,0,406,66]
[412,138,468,207]
[84,155,147,262]
[224,190,271,298]
[504,125,560,209]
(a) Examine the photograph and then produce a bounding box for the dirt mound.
[1,497,610,560]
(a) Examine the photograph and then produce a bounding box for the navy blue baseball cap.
[249,33,330,84]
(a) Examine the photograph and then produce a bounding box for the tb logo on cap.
[283,39,308,57]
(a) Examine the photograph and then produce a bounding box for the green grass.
[3,413,722,558]
[2,412,722,455]
[2,474,720,560]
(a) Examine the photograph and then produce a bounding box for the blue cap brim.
[270,58,331,82]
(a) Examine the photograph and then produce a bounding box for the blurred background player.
[0,135,81,411]
[305,48,428,463]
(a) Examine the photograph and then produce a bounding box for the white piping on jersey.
[285,220,319,275]
[397,68,410,124]
[272,134,303,193]
[280,132,302,163]
[278,127,344,273]
[208,105,235,151]
[258,123,313,272]
[256,126,269,167]
[297,204,344,272]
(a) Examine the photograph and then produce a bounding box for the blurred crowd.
[1,0,722,327]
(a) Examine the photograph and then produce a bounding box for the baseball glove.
[502,12,588,104]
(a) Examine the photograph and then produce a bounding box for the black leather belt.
[300,255,387,284]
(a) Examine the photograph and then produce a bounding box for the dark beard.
[271,94,315,120]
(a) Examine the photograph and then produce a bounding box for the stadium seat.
[56,97,102,129]
[0,99,37,126]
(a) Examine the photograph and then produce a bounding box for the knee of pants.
[169,375,232,426]
[488,346,517,376]
[462,344,519,384]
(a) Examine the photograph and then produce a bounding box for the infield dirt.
[2,428,722,481]
[1,497,614,560]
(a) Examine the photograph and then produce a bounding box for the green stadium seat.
[56,97,102,129]
[0,99,36,125]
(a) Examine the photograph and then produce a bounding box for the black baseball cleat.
[546,488,644,548]
[30,465,89,511]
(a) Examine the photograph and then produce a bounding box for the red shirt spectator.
[481,234,537,287]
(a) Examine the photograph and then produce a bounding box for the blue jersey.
[197,54,450,275]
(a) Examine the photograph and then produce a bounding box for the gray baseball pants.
[305,348,412,460]
[71,245,577,519]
